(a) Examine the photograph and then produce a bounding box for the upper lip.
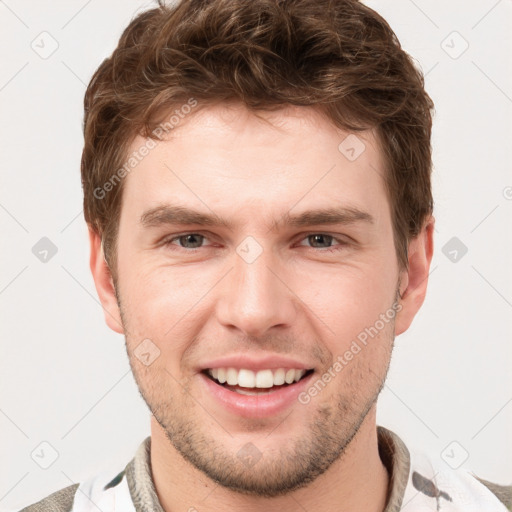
[198,355,314,372]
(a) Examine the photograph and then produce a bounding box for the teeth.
[273,368,285,385]
[285,369,295,384]
[226,368,238,385]
[255,369,273,388]
[238,369,255,388]
[207,367,307,388]
[232,387,270,396]
[217,368,227,384]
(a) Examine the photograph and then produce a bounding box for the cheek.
[118,262,215,366]
[296,263,398,351]
[119,260,188,322]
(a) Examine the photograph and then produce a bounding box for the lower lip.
[199,371,314,419]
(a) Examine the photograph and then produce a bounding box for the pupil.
[181,234,202,248]
[310,234,331,248]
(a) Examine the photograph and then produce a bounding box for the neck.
[150,409,390,512]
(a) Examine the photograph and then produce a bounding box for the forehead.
[119,103,389,227]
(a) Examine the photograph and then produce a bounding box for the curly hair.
[81,0,434,279]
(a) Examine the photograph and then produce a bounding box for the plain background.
[1,0,511,509]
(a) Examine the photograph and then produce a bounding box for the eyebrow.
[140,204,374,231]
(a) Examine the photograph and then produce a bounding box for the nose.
[215,243,297,339]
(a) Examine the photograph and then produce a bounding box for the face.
[92,103,428,497]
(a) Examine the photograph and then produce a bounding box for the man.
[19,0,511,510]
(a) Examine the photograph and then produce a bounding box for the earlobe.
[395,217,435,336]
[88,227,125,334]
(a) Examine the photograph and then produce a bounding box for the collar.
[123,425,411,512]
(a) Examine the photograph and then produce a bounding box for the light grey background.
[1,0,511,510]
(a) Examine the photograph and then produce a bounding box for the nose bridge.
[216,238,296,337]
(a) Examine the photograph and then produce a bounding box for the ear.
[395,216,435,336]
[88,227,124,334]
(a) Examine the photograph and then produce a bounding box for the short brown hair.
[81,0,434,280]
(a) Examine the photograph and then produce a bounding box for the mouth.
[202,367,315,396]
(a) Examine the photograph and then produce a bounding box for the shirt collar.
[124,425,411,512]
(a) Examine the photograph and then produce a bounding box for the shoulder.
[473,476,512,511]
[377,426,512,511]
[16,468,130,512]
[407,447,512,511]
[18,483,79,512]
[14,438,151,512]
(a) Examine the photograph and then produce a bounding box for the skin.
[90,103,434,512]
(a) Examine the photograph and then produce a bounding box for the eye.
[298,233,347,252]
[161,232,350,253]
[164,233,209,250]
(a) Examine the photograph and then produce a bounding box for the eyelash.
[162,232,349,253]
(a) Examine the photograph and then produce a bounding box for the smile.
[204,367,313,395]
[200,365,315,417]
